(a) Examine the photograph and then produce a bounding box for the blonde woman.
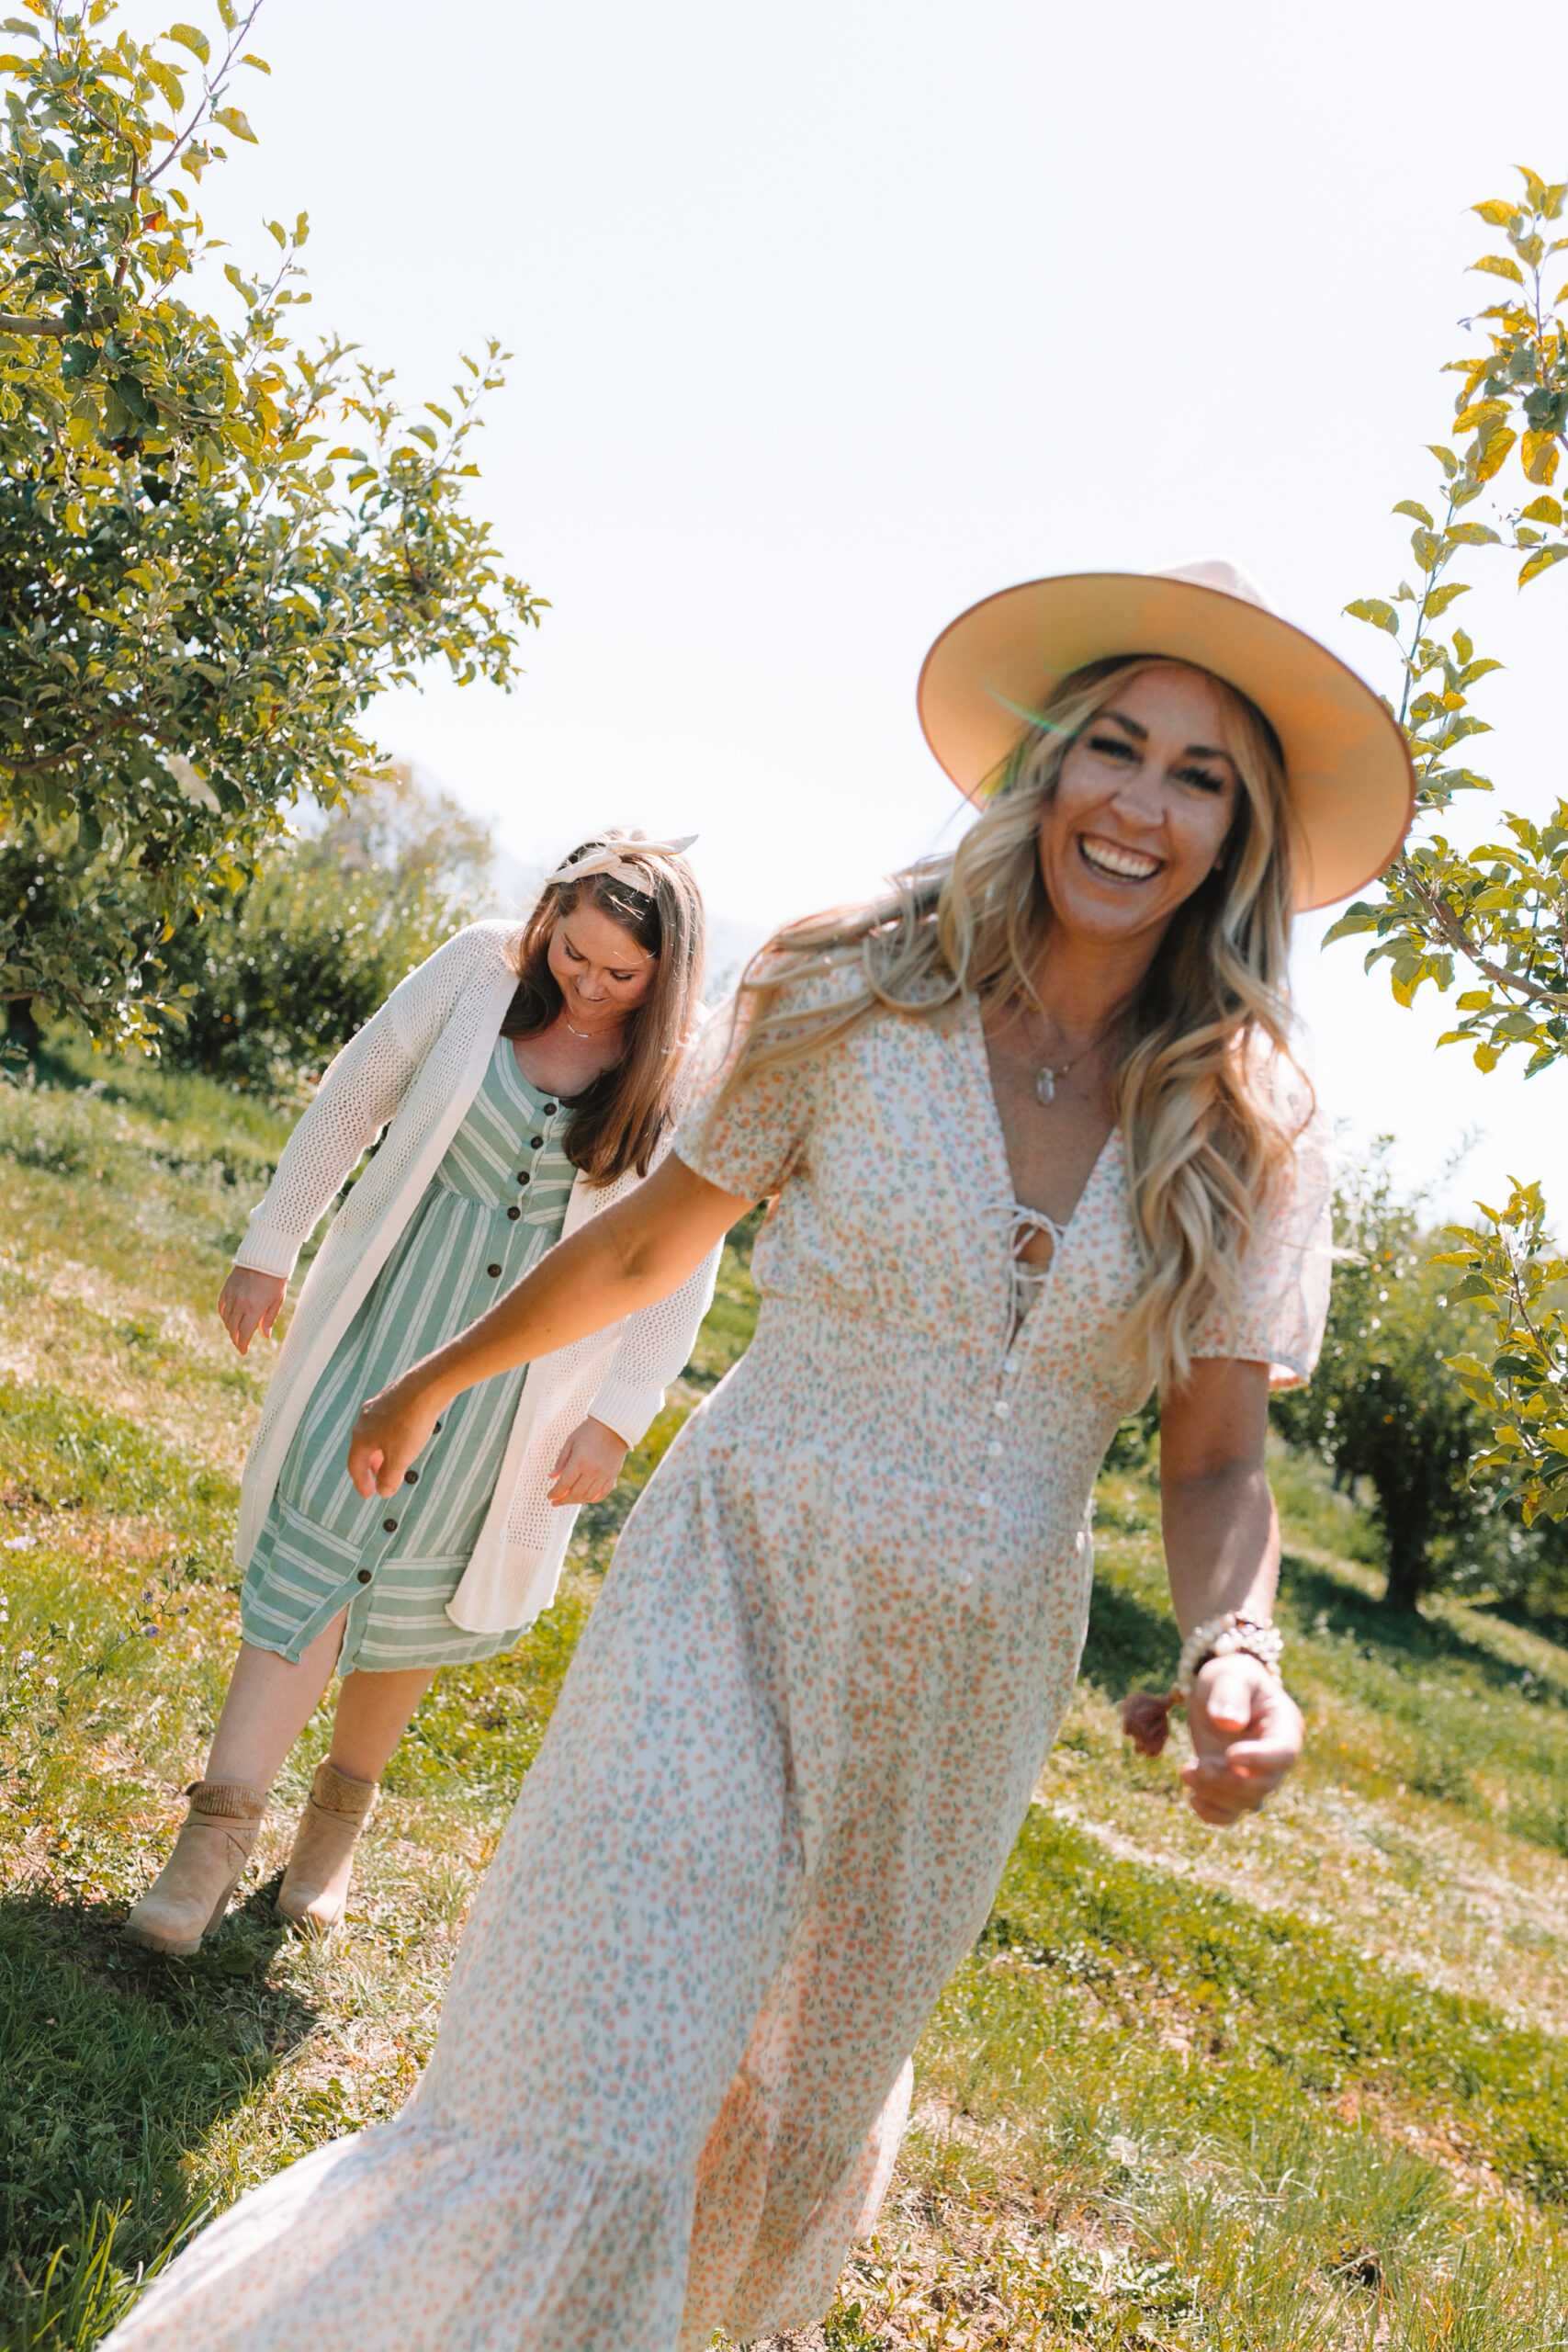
[107,564,1413,2351]
[125,833,718,1956]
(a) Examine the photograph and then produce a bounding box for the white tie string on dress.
[1007,1203,1067,1340]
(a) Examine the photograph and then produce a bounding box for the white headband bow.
[545,835,697,897]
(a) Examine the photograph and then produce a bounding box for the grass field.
[4,1046,1568,2349]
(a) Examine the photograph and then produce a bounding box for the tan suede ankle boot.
[276,1759,377,1935]
[123,1780,269,1956]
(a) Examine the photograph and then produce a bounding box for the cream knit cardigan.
[231,921,720,1636]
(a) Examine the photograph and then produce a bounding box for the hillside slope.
[2,1056,1567,2349]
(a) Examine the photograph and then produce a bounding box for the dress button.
[956,1570,975,1589]
[976,1491,992,1510]
[487,1262,502,1278]
[507,1205,522,1221]
[517,1171,531,1186]
[404,1467,419,1486]
[530,1136,544,1149]
[994,1399,1011,1419]
[382,1518,398,1534]
[987,1439,1003,1458]
[356,1568,372,1585]
[433,1419,444,1433]
[543,1102,558,1115]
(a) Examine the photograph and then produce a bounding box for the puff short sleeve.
[1188,1095,1334,1390]
[671,966,830,1200]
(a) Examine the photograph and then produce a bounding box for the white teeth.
[1079,836,1161,881]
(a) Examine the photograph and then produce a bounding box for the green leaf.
[211,104,257,141]
[1393,500,1434,527]
[166,20,208,60]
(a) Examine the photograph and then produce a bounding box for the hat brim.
[915,572,1416,912]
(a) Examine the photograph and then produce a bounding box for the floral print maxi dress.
[105,980,1331,2352]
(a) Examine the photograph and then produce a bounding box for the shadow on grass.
[1280,1554,1568,1708]
[1079,1572,1181,1701]
[0,1882,318,2340]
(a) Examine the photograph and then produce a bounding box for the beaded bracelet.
[1176,1611,1283,1699]
[1122,1611,1284,1758]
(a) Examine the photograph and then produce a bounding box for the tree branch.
[1397,857,1568,1010]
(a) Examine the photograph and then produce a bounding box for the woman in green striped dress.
[125,834,718,1956]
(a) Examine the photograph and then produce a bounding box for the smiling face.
[546,897,658,1029]
[1034,662,1243,962]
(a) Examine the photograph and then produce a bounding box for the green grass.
[5,1053,1568,2346]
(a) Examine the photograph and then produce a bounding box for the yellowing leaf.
[1452,398,1506,435]
[142,56,183,111]
[1521,494,1563,525]
[166,20,208,60]
[1469,253,1526,285]
[1473,198,1521,227]
[1344,598,1400,634]
[1522,430,1561,484]
[1422,581,1472,617]
[1393,499,1434,527]
[1472,426,1517,484]
[211,104,257,141]
[1520,544,1568,585]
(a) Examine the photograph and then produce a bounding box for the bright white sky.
[199,0,1566,1227]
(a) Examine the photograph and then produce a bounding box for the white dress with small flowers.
[105,978,1330,2352]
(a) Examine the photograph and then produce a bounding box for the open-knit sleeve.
[1188,1100,1333,1389]
[671,970,834,1201]
[233,927,500,1281]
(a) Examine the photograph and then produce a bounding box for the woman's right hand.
[218,1266,288,1355]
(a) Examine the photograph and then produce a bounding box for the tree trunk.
[4,998,40,1057]
[1382,1529,1426,1613]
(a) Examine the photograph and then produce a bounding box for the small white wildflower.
[15,1649,36,1669]
[43,1676,58,1690]
[3,1535,31,1551]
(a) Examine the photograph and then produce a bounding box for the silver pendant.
[1035,1065,1058,1107]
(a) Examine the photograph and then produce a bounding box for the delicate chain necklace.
[1025,1008,1117,1106]
[562,1012,622,1043]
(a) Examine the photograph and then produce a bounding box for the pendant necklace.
[1031,1010,1117,1107]
[563,1013,621,1043]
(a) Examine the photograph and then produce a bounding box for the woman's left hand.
[547,1417,628,1507]
[1179,1653,1303,1827]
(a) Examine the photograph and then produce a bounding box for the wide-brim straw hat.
[916,559,1416,911]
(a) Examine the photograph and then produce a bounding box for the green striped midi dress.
[240,1038,577,1672]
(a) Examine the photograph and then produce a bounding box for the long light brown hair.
[699,656,1305,1388]
[503,831,705,1182]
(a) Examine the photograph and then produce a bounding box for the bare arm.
[1158,1358,1303,1828]
[347,1154,753,1498]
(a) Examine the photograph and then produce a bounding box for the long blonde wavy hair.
[706,655,1307,1390]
